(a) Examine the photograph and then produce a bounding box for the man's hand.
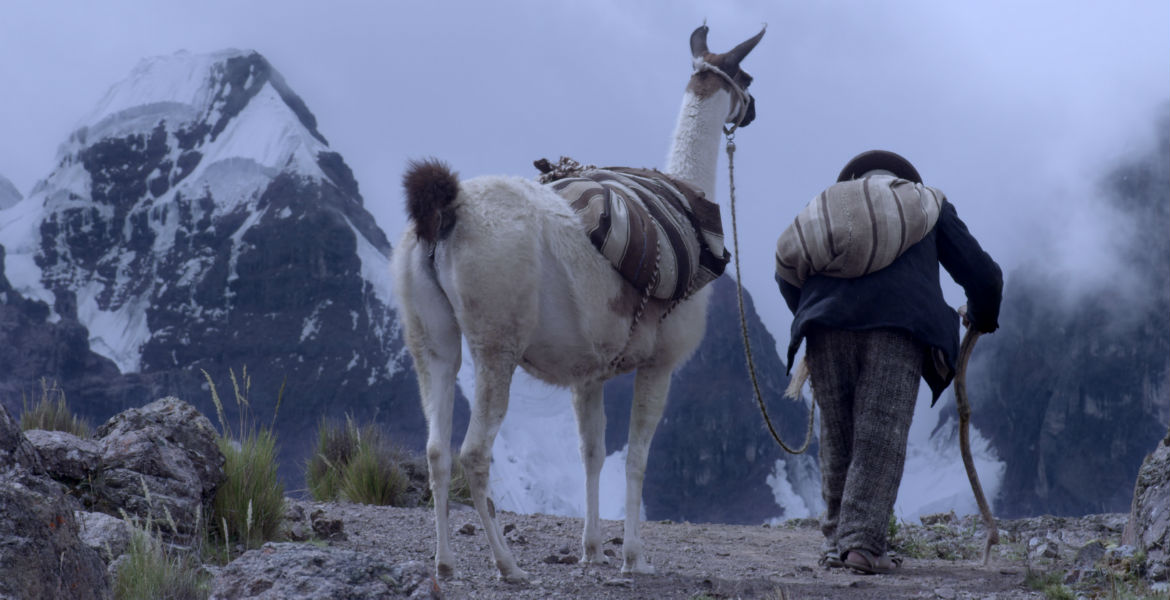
[958,304,971,329]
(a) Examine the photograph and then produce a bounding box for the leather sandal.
[818,551,844,568]
[843,549,903,575]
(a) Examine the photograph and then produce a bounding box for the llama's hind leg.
[571,381,609,565]
[421,343,460,580]
[621,366,672,575]
[461,349,529,583]
[395,244,462,578]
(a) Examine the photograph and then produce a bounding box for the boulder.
[209,543,439,599]
[1122,429,1170,581]
[24,428,101,482]
[0,404,110,600]
[76,510,133,564]
[94,396,224,543]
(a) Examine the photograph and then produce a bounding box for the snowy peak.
[78,49,326,148]
[0,174,20,210]
[53,49,338,209]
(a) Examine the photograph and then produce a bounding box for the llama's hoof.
[582,545,611,565]
[621,559,656,575]
[582,553,611,566]
[498,566,531,584]
[436,561,456,580]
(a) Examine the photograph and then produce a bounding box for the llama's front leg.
[622,366,672,575]
[461,352,529,583]
[571,381,608,565]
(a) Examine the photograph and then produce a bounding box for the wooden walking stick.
[955,305,998,564]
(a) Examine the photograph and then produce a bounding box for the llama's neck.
[665,89,731,201]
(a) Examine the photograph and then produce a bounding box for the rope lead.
[726,135,816,455]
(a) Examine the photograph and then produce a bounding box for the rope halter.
[692,58,754,137]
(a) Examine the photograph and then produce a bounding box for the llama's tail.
[402,158,459,244]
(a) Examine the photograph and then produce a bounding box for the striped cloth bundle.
[548,166,730,302]
[775,175,944,288]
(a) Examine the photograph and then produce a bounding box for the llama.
[391,24,764,582]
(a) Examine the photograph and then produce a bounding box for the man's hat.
[837,150,922,184]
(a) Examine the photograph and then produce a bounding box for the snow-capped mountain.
[0,50,462,487]
[0,175,20,210]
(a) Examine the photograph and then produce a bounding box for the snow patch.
[0,193,59,314]
[347,216,394,308]
[198,83,326,180]
[76,280,151,373]
[765,453,824,524]
[896,392,1005,520]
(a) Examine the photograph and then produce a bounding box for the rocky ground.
[229,499,1164,600]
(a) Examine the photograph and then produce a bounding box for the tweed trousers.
[806,326,923,557]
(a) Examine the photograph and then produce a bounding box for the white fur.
[391,72,742,582]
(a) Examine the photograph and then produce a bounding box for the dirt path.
[314,501,1050,599]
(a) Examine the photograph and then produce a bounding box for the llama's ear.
[690,24,710,58]
[726,26,765,65]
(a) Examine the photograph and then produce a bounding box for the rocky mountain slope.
[0,174,20,210]
[957,109,1170,518]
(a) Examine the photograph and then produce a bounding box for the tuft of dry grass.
[19,378,92,438]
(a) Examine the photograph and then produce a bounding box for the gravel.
[283,499,1071,600]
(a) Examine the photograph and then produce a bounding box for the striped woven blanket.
[542,163,730,301]
[775,175,944,287]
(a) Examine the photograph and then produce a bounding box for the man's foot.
[843,549,903,575]
[818,551,844,568]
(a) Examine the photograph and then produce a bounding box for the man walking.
[775,150,1002,574]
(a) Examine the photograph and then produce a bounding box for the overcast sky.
[1,0,1167,346]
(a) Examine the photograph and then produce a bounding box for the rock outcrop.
[210,544,439,600]
[0,404,109,600]
[1123,428,1170,581]
[24,396,225,547]
[93,397,225,542]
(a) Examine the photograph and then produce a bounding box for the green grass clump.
[114,523,207,600]
[203,367,284,553]
[1025,569,1074,600]
[305,417,356,501]
[305,416,412,506]
[338,437,409,505]
[214,430,284,548]
[19,378,92,438]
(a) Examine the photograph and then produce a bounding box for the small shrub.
[306,417,358,501]
[305,416,414,506]
[19,378,92,438]
[1025,569,1074,600]
[445,455,473,507]
[339,438,409,505]
[203,368,284,552]
[114,523,207,600]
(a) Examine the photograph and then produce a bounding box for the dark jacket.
[777,200,1002,403]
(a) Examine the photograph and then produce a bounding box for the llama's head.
[688,24,765,128]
